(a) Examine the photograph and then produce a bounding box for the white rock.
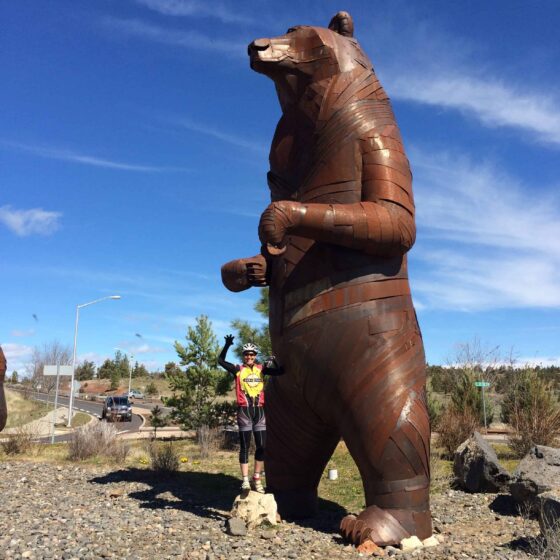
[230,491,278,529]
[422,536,439,548]
[400,535,423,552]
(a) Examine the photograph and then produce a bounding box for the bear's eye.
[286,27,296,34]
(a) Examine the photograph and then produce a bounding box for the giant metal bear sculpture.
[221,12,431,546]
[0,346,7,431]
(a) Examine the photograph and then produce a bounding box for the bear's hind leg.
[339,335,431,546]
[265,376,340,518]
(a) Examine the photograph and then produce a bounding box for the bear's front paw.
[221,254,268,292]
[258,201,305,250]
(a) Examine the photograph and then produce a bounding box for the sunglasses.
[244,353,257,357]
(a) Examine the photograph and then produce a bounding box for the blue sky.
[1,0,559,374]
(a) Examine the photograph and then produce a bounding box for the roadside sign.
[474,381,490,388]
[43,365,73,376]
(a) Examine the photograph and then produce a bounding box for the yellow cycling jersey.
[236,364,265,404]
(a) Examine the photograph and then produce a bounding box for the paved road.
[7,390,143,443]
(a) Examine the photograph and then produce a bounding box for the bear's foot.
[340,505,414,546]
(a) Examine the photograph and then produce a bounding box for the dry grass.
[509,403,560,458]
[70,412,92,428]
[491,442,521,473]
[67,421,129,462]
[1,425,40,455]
[5,388,50,428]
[437,407,479,459]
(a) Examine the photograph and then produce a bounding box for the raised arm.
[218,335,238,376]
[258,140,416,257]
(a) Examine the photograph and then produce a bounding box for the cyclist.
[218,335,282,493]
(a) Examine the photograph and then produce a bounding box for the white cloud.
[1,140,183,172]
[135,0,253,24]
[513,356,560,367]
[1,343,33,374]
[174,118,267,154]
[363,11,560,147]
[103,17,244,56]
[125,344,166,354]
[77,352,110,366]
[410,149,560,311]
[0,205,62,237]
[392,75,560,147]
[10,329,35,338]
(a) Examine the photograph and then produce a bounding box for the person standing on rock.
[218,335,283,493]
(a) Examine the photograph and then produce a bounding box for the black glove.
[224,334,234,346]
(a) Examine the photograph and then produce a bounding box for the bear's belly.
[268,239,411,342]
[268,294,424,426]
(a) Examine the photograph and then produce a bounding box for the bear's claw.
[340,505,411,547]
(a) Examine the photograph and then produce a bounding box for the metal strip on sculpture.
[221,11,431,546]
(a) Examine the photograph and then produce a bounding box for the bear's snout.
[248,38,270,56]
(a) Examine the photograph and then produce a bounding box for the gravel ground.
[0,461,542,559]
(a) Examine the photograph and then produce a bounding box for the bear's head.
[248,12,373,112]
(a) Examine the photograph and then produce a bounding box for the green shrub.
[145,381,158,397]
[427,390,442,429]
[147,441,179,473]
[450,371,494,426]
[506,369,560,457]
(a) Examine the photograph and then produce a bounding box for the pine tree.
[165,315,230,430]
[231,288,272,360]
[110,368,120,391]
[75,360,96,381]
[149,405,167,439]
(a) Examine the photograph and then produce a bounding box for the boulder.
[226,517,247,536]
[537,491,560,534]
[230,491,278,530]
[509,445,560,508]
[400,535,423,552]
[356,539,385,556]
[453,432,510,492]
[422,536,439,548]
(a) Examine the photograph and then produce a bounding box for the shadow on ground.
[89,468,347,534]
[489,494,522,517]
[488,495,544,555]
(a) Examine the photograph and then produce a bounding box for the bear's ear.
[328,11,354,37]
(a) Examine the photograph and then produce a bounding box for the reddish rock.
[356,539,385,556]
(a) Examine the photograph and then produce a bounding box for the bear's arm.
[259,145,416,257]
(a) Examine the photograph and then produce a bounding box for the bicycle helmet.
[242,342,259,355]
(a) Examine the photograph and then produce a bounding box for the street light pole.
[67,295,121,427]
[128,354,134,396]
